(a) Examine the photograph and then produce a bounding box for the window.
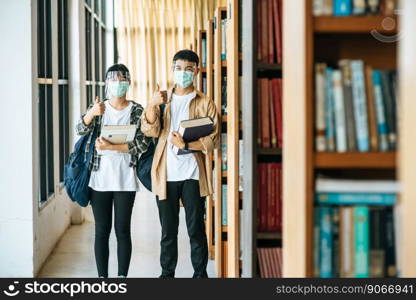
[85,0,107,108]
[37,0,69,204]
[37,0,54,203]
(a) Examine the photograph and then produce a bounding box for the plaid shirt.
[76,101,151,171]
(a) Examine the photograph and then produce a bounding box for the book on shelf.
[221,19,227,61]
[222,184,227,226]
[221,133,227,171]
[201,38,207,68]
[257,163,282,232]
[257,247,283,278]
[314,60,397,152]
[221,75,227,115]
[313,0,398,16]
[315,176,398,205]
[314,205,398,278]
[257,0,283,64]
[172,117,213,155]
[202,77,207,94]
[257,78,283,149]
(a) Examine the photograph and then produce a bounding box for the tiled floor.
[38,188,216,278]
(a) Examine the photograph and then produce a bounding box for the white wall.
[0,0,35,277]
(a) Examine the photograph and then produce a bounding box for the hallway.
[38,188,216,278]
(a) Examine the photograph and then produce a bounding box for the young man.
[141,50,219,278]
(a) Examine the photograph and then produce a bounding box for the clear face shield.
[105,71,131,99]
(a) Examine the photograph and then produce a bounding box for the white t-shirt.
[166,92,199,182]
[89,101,140,191]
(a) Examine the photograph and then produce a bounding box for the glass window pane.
[101,27,106,80]
[58,0,68,79]
[46,84,54,196]
[94,20,100,82]
[85,9,92,80]
[45,0,52,78]
[59,85,69,182]
[94,0,99,15]
[101,0,106,24]
[39,84,47,202]
[37,0,45,77]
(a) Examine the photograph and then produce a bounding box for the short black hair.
[105,63,130,78]
[173,50,199,67]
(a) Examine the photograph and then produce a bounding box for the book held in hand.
[100,125,137,144]
[173,117,214,155]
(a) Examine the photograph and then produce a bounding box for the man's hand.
[149,84,166,107]
[95,136,112,151]
[170,131,185,149]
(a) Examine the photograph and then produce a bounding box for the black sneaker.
[159,274,174,278]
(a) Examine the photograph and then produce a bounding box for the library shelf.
[314,152,396,169]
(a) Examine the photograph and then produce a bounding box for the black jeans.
[156,179,208,278]
[90,189,136,278]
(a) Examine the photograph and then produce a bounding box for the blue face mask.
[107,81,129,98]
[173,70,194,88]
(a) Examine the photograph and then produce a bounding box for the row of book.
[257,0,283,64]
[257,247,283,278]
[313,0,398,16]
[315,60,397,153]
[257,163,282,232]
[199,18,226,67]
[257,78,283,149]
[314,176,399,278]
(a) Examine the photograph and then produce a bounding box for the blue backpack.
[137,104,165,192]
[64,124,99,207]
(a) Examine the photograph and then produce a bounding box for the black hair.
[173,49,199,67]
[105,63,130,78]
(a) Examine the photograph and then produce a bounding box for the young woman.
[76,64,151,278]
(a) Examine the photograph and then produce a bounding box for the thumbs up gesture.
[150,84,167,107]
[91,96,105,116]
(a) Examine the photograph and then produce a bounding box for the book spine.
[323,0,333,15]
[267,163,273,231]
[332,207,341,277]
[332,70,348,152]
[202,38,207,68]
[385,207,397,277]
[325,68,336,151]
[369,208,386,277]
[340,207,354,277]
[261,0,268,63]
[368,0,380,14]
[351,60,370,152]
[221,133,227,171]
[221,19,226,60]
[354,206,369,278]
[222,184,227,225]
[380,70,397,150]
[372,70,389,151]
[313,207,321,277]
[272,0,283,64]
[319,206,333,278]
[315,63,327,151]
[313,0,325,16]
[261,79,271,148]
[269,80,278,147]
[267,0,274,63]
[277,163,282,231]
[340,60,357,151]
[334,0,352,16]
[316,192,396,206]
[365,66,379,151]
[352,0,366,15]
[269,164,277,231]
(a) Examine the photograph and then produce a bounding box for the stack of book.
[221,19,227,61]
[313,0,398,16]
[257,247,283,278]
[257,78,283,149]
[257,0,283,64]
[315,60,397,152]
[257,163,282,232]
[314,176,400,278]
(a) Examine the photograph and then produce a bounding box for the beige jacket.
[141,87,220,200]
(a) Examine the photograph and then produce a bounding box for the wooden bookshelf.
[283,0,402,277]
[315,152,396,169]
[314,15,398,34]
[240,0,284,278]
[213,6,227,278]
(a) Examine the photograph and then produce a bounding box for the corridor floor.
[37,188,216,278]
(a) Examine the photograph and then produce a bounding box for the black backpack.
[137,104,165,192]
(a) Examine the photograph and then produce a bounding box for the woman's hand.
[170,131,185,149]
[95,136,112,151]
[90,96,106,116]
